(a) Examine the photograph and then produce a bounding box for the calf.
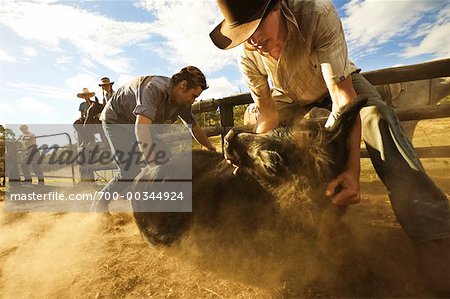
[133,99,366,247]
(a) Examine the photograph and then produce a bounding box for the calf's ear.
[259,150,285,176]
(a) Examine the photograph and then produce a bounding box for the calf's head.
[224,99,367,191]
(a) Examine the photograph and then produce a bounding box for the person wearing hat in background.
[210,0,450,294]
[91,66,216,213]
[74,87,100,146]
[98,77,115,106]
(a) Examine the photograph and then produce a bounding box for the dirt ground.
[0,119,449,298]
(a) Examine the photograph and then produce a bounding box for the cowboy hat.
[98,77,114,86]
[210,0,273,50]
[77,87,95,99]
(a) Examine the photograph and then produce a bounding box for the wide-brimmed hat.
[210,0,272,50]
[98,77,114,86]
[77,88,95,99]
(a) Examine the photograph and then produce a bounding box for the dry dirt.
[0,119,449,298]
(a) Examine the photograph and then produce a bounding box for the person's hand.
[325,171,361,205]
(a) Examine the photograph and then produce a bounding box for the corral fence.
[2,132,76,185]
[192,58,450,158]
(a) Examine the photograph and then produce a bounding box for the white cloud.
[5,82,73,101]
[0,97,66,125]
[136,0,240,74]
[116,74,135,87]
[402,23,450,59]
[0,103,15,125]
[341,0,443,59]
[0,1,154,73]
[29,0,59,3]
[23,46,37,57]
[198,76,240,100]
[55,56,73,65]
[1,103,14,113]
[0,48,16,62]
[18,97,55,114]
[401,6,450,59]
[66,73,98,91]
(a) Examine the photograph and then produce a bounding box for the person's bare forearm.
[192,124,215,151]
[256,116,279,133]
[325,75,362,204]
[328,76,360,175]
[345,116,361,177]
[135,115,154,165]
[255,97,279,133]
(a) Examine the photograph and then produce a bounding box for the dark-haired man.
[92,66,215,212]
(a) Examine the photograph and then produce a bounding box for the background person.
[98,77,115,106]
[18,125,44,185]
[74,88,102,146]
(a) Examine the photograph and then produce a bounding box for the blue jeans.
[96,122,143,210]
[352,73,450,241]
[275,73,450,242]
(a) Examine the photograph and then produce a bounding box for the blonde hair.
[171,66,208,90]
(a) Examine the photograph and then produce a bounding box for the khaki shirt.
[240,0,358,107]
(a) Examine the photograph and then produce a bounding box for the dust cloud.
[0,211,104,298]
[167,189,430,298]
[0,191,436,298]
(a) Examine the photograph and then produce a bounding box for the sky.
[0,0,449,126]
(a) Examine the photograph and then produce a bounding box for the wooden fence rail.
[192,58,450,114]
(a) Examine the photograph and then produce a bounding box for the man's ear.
[179,80,188,90]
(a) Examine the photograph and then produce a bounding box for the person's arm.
[135,114,154,164]
[178,106,215,151]
[312,3,361,205]
[254,96,279,133]
[79,102,85,119]
[191,124,215,151]
[133,78,166,166]
[325,76,361,205]
[240,49,278,133]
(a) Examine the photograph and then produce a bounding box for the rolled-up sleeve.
[314,5,354,86]
[239,48,272,103]
[133,82,159,121]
